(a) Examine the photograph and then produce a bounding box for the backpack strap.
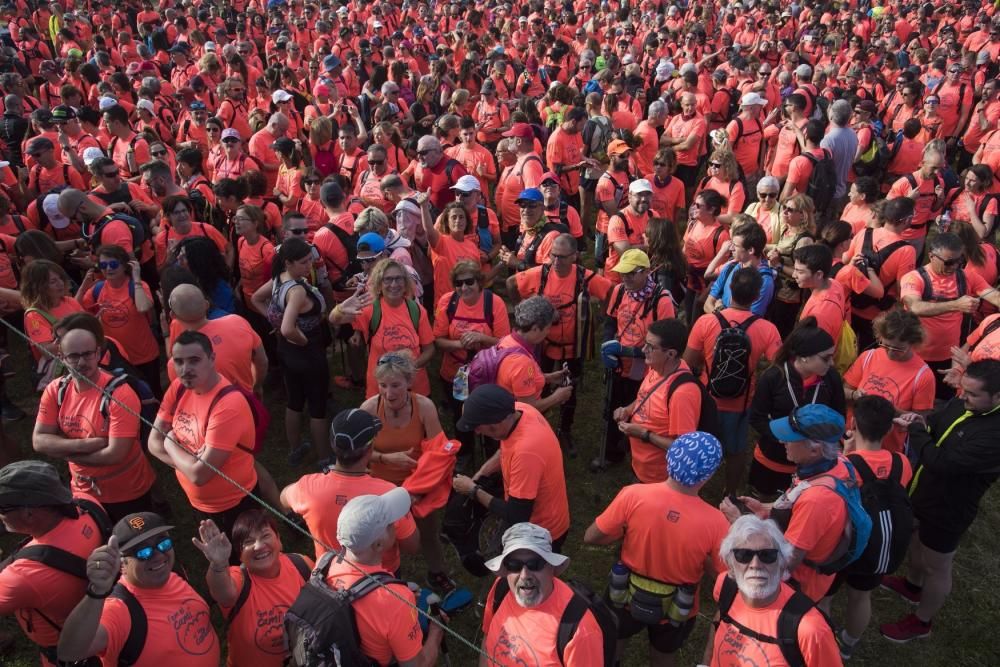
[226,566,252,624]
[555,591,590,665]
[775,590,814,667]
[10,544,87,578]
[445,291,461,323]
[75,497,113,540]
[846,452,878,486]
[405,297,420,329]
[287,552,311,581]
[110,583,147,667]
[970,316,1000,352]
[483,288,494,329]
[490,577,511,615]
[368,298,383,340]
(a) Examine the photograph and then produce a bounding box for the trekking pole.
[428,593,451,666]
[592,368,614,472]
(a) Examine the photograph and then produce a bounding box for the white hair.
[757,175,780,192]
[720,515,795,574]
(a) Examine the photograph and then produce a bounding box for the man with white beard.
[480,523,611,666]
[704,515,842,667]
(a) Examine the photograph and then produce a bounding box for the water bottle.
[608,562,630,607]
[668,584,696,626]
[939,210,951,233]
[453,365,469,401]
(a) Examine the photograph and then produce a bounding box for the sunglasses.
[932,253,963,268]
[732,548,779,564]
[783,206,800,213]
[709,162,721,168]
[98,260,121,270]
[130,537,174,561]
[151,150,167,157]
[925,99,940,105]
[383,275,406,284]
[289,228,308,235]
[359,255,381,264]
[207,127,221,133]
[503,556,547,572]
[368,160,385,166]
[759,192,778,199]
[454,277,478,287]
[879,341,907,353]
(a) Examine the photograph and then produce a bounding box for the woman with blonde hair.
[765,192,816,336]
[447,88,470,116]
[696,147,746,214]
[330,258,434,398]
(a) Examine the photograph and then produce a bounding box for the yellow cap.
[611,249,651,273]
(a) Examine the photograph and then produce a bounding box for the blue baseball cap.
[770,404,845,444]
[357,232,385,255]
[516,188,543,204]
[323,54,342,71]
[667,432,722,486]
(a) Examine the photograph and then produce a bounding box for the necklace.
[387,394,411,419]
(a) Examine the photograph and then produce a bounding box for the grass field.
[1,324,998,667]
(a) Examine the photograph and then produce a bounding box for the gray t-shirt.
[821,125,859,200]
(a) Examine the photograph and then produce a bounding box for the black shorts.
[827,569,883,595]
[614,610,695,654]
[917,518,964,555]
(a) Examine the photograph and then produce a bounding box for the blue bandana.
[668,431,722,486]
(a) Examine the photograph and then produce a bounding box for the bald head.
[167,284,209,322]
[57,188,102,221]
[268,112,290,135]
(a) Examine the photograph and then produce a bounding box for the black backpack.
[490,577,618,666]
[55,368,157,450]
[322,222,361,289]
[717,575,824,667]
[850,228,908,310]
[707,312,759,401]
[284,551,405,667]
[803,149,836,213]
[84,213,147,259]
[666,372,721,438]
[916,265,973,344]
[842,453,913,576]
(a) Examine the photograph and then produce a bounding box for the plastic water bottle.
[669,584,696,626]
[939,210,951,233]
[453,365,469,401]
[608,562,630,607]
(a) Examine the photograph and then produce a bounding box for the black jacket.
[908,399,1000,532]
[749,363,846,468]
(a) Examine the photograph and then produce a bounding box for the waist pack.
[626,572,697,627]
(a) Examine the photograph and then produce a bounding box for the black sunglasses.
[759,192,778,199]
[709,162,721,168]
[503,556,547,572]
[454,277,477,287]
[732,548,779,564]
[932,253,963,268]
[653,161,668,167]
[289,228,308,235]
[151,150,167,157]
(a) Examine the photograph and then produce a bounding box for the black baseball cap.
[113,512,174,553]
[457,384,515,431]
[330,408,382,452]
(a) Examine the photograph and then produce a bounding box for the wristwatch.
[641,429,652,443]
[468,482,481,499]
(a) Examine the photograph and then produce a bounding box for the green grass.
[2,329,999,667]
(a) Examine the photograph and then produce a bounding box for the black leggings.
[278,340,329,418]
[134,358,163,399]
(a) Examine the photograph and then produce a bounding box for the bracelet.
[86,584,113,599]
[210,564,228,573]
[642,429,652,443]
[467,483,481,499]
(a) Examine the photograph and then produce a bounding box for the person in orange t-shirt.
[901,233,1000,400]
[844,310,934,454]
[26,136,86,197]
[663,93,708,189]
[420,196,481,304]
[34,327,156,520]
[453,387,571,546]
[726,92,767,181]
[193,511,313,667]
[593,140,632,266]
[57,511,221,666]
[545,108,589,200]
[23,261,85,361]
[605,181,654,279]
[792,244,849,343]
[646,148,688,225]
[446,120,498,201]
[331,259,435,398]
[617,318,702,483]
[780,123,829,201]
[706,515,842,667]
[149,331,258,535]
[322,487,444,666]
[683,189,730,321]
[585,432,728,661]
[0,462,105,667]
[234,204,277,304]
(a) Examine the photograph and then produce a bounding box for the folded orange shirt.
[403,432,462,518]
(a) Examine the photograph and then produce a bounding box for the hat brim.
[120,524,174,553]
[379,487,412,524]
[769,416,804,443]
[456,413,482,432]
[484,542,569,573]
[611,261,646,273]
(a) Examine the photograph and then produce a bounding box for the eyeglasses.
[759,192,778,199]
[503,556,547,572]
[130,537,174,561]
[62,348,98,363]
[454,277,478,287]
[732,548,779,564]
[303,179,320,185]
[288,228,308,235]
[98,260,121,270]
[101,170,119,178]
[879,341,908,353]
[708,162,721,168]
[931,253,963,268]
[206,127,220,133]
[151,150,167,157]
[368,160,385,166]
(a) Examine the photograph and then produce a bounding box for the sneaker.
[880,613,931,643]
[880,575,921,605]
[287,441,312,466]
[426,570,457,595]
[836,632,856,661]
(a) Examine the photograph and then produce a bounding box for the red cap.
[502,122,533,139]
[539,170,559,184]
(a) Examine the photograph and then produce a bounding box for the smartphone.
[728,494,752,515]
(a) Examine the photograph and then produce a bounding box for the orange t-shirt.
[0,496,104,651]
[687,308,783,412]
[282,470,417,571]
[167,316,263,392]
[595,483,728,616]
[37,372,155,503]
[430,234,481,304]
[514,228,559,266]
[845,228,916,321]
[29,163,86,194]
[514,265,612,360]
[849,450,913,487]
[901,265,989,361]
[154,223,229,268]
[768,118,808,180]
[110,133,151,179]
[482,577,605,666]
[594,169,629,234]
[502,403,570,539]
[683,219,730,270]
[887,173,938,237]
[494,333,546,400]
[352,299,434,398]
[238,236,277,302]
[607,284,677,378]
[324,560,422,666]
[785,147,826,197]
[248,127,281,190]
[711,574,842,667]
[79,279,158,365]
[665,113,708,167]
[726,116,764,176]
[99,574,220,666]
[780,459,851,601]
[840,202,874,234]
[799,280,848,343]
[646,174,687,224]
[219,554,312,667]
[545,126,584,195]
[843,348,935,453]
[966,313,1000,362]
[312,224,351,286]
[432,290,511,382]
[605,209,649,277]
[25,297,84,361]
[628,364,702,483]
[158,377,258,512]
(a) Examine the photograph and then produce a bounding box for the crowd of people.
[1,0,1000,665]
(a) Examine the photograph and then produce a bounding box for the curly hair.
[368,258,415,299]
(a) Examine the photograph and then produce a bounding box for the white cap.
[629,178,653,194]
[82,147,105,166]
[373,20,383,28]
[336,487,411,551]
[42,193,71,229]
[271,89,293,104]
[484,523,569,573]
[740,92,767,107]
[136,99,155,114]
[450,174,482,192]
[795,63,813,78]
[98,96,117,111]
[655,60,673,81]
[204,41,216,52]
[336,5,348,13]
[622,54,634,65]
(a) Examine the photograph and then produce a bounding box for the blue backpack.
[802,461,874,575]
